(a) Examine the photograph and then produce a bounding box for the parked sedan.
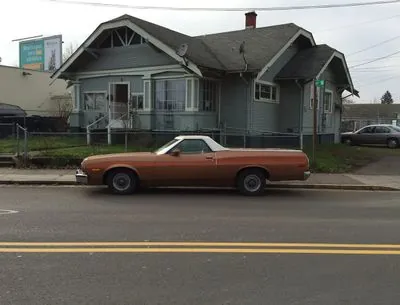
[76,135,310,196]
[341,124,400,148]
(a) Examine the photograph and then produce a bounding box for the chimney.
[245,11,257,29]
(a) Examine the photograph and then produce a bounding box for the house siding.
[250,79,279,132]
[77,44,177,72]
[259,44,299,83]
[220,74,249,131]
[301,65,341,143]
[278,81,301,133]
[74,74,217,131]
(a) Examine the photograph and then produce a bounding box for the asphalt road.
[1,186,400,305]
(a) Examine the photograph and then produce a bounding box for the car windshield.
[153,138,180,154]
[391,126,400,132]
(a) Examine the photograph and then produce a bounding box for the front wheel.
[387,138,399,149]
[237,169,266,196]
[107,169,138,195]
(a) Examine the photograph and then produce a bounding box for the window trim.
[323,89,333,114]
[82,90,108,112]
[130,92,145,112]
[153,78,187,112]
[254,80,280,104]
[309,82,320,110]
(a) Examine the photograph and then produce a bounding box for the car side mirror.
[170,148,181,157]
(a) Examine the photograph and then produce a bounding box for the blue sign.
[19,39,45,70]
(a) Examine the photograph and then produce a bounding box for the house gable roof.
[275,44,359,97]
[52,14,315,79]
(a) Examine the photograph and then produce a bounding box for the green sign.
[19,39,45,70]
[315,79,325,87]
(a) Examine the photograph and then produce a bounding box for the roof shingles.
[107,15,302,72]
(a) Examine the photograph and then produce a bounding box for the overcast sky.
[1,0,400,103]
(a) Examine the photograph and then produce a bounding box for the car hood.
[83,152,154,162]
[341,132,354,135]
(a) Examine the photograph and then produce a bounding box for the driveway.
[354,156,400,175]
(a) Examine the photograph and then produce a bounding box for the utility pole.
[312,79,319,167]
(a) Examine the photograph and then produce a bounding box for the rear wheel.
[343,138,352,146]
[387,138,399,149]
[107,169,138,195]
[237,169,266,196]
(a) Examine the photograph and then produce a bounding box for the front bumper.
[75,168,88,184]
[304,171,311,181]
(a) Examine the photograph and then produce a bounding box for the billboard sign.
[19,35,62,72]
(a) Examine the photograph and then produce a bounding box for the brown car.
[76,135,310,196]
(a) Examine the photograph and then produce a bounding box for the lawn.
[2,135,399,173]
[0,136,87,154]
[37,145,152,158]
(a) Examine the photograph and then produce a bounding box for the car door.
[373,126,391,145]
[354,126,375,145]
[152,139,217,186]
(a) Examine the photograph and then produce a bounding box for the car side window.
[374,127,390,134]
[359,127,374,134]
[174,140,212,154]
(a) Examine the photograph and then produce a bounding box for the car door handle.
[206,156,214,160]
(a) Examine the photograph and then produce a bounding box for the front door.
[152,139,217,186]
[109,82,130,127]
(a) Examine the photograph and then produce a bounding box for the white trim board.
[51,19,203,80]
[256,29,316,81]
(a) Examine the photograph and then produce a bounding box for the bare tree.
[63,42,79,63]
[343,97,355,104]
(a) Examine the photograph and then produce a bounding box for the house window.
[155,79,186,112]
[130,93,144,111]
[199,80,218,112]
[254,82,279,103]
[83,92,107,111]
[324,91,333,113]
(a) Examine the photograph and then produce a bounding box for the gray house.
[51,12,358,145]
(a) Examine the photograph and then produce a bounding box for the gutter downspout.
[295,79,304,150]
[240,72,249,143]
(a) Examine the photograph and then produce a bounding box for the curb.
[0,180,399,191]
[267,183,400,191]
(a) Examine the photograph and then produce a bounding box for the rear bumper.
[304,171,311,181]
[75,169,88,185]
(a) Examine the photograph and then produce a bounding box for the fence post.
[16,126,20,157]
[124,129,128,152]
[107,125,112,145]
[23,128,28,166]
[300,132,304,150]
[86,126,91,145]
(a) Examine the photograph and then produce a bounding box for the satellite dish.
[176,43,188,57]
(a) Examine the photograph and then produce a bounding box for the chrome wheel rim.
[388,140,397,148]
[244,174,262,192]
[345,139,351,145]
[112,173,132,192]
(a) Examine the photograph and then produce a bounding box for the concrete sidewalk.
[0,168,399,191]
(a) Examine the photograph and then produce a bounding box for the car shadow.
[83,186,306,199]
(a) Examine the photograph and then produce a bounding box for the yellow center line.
[1,242,400,249]
[1,247,400,255]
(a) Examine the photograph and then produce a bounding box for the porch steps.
[0,154,16,168]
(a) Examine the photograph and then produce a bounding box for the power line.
[316,14,400,32]
[349,50,400,68]
[347,35,400,56]
[43,0,400,11]
[348,55,400,62]
[358,75,400,87]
